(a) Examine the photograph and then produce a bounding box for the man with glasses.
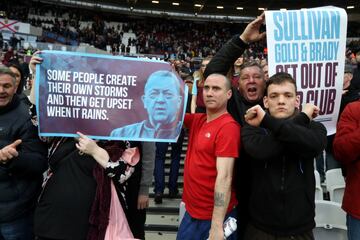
[111,70,183,140]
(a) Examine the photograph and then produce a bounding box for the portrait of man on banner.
[111,70,183,140]
[36,51,187,142]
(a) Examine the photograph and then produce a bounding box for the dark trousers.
[244,223,314,240]
[126,165,146,240]
[177,208,238,240]
[154,129,184,194]
[127,207,146,240]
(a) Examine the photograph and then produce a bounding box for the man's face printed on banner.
[142,71,182,128]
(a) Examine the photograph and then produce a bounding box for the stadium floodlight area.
[41,0,255,23]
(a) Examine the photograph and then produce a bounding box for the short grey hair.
[0,66,16,85]
[145,70,181,95]
[240,61,264,79]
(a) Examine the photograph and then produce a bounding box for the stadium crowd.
[0,1,360,240]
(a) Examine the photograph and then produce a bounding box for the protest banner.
[265,6,347,135]
[36,51,188,142]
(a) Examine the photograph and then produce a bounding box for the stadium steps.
[145,135,188,237]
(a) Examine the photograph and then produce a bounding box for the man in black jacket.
[241,73,327,239]
[204,14,266,126]
[0,66,47,240]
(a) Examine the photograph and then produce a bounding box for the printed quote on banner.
[45,69,136,120]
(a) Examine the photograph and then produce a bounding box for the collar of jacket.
[0,94,20,115]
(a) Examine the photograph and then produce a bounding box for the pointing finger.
[9,139,22,148]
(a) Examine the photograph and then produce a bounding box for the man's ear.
[295,95,300,109]
[263,96,269,109]
[227,89,232,100]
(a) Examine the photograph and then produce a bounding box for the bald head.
[205,73,231,90]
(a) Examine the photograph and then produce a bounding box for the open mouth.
[247,87,257,96]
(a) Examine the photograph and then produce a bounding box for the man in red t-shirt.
[177,73,241,240]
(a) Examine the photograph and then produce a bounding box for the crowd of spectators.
[1,0,360,77]
[0,0,278,58]
[2,0,360,61]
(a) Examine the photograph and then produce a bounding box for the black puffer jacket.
[0,95,47,222]
[241,112,327,236]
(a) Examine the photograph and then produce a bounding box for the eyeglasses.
[201,64,207,67]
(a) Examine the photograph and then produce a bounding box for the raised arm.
[244,104,326,159]
[204,13,266,79]
[75,132,110,168]
[29,52,43,105]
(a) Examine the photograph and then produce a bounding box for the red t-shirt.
[182,113,241,219]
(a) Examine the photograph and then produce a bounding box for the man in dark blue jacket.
[241,73,327,239]
[0,66,47,240]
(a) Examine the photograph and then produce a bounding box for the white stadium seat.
[325,168,345,203]
[314,200,347,240]
[314,170,324,200]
